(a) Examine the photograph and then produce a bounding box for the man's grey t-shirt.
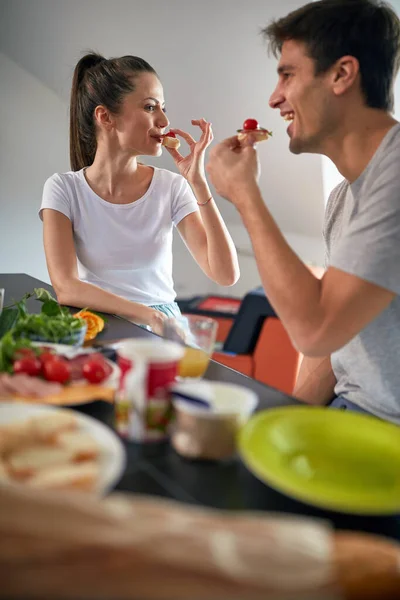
[324,123,400,424]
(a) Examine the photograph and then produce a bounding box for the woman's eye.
[145,105,156,112]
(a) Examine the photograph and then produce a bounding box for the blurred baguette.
[0,484,399,599]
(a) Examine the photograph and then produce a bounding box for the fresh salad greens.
[0,332,38,373]
[0,288,85,345]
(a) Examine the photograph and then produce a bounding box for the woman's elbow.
[214,266,240,287]
[50,278,78,307]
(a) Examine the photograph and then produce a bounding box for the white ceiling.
[0,0,345,237]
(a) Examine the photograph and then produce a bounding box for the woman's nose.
[157,110,169,129]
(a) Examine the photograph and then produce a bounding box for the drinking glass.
[163,314,218,379]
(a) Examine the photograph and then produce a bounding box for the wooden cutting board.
[0,384,115,406]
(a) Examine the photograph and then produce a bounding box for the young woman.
[40,53,239,335]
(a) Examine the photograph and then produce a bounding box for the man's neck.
[323,110,398,183]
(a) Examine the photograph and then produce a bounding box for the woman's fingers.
[170,128,196,148]
[165,146,184,162]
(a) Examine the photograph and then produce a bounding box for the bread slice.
[27,461,99,492]
[162,134,180,149]
[57,430,99,461]
[0,422,31,454]
[237,129,271,143]
[28,412,78,442]
[8,446,76,479]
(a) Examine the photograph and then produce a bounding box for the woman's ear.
[94,105,114,131]
[331,55,360,97]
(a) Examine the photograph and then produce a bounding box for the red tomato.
[38,351,56,368]
[82,356,110,384]
[13,356,42,377]
[13,347,37,361]
[165,131,176,138]
[42,357,71,384]
[243,118,258,130]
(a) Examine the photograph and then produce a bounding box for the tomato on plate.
[38,350,56,368]
[13,348,37,361]
[13,357,42,377]
[82,355,111,384]
[42,357,71,384]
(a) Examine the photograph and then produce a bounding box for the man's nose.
[269,84,283,109]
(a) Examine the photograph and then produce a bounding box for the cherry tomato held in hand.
[243,118,259,131]
[13,356,42,377]
[42,356,71,384]
[82,356,110,384]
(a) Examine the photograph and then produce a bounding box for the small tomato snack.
[162,131,181,150]
[237,118,272,143]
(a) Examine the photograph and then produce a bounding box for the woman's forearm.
[54,278,156,326]
[191,181,240,286]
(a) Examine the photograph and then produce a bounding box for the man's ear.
[94,105,114,130]
[331,55,360,97]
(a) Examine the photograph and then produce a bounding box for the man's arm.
[293,355,336,405]
[236,190,394,356]
[206,140,395,357]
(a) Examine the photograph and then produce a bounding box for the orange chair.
[212,317,301,395]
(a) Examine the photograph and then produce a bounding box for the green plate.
[238,406,400,515]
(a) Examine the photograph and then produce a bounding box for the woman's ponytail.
[69,52,105,171]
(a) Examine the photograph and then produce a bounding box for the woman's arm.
[168,119,239,286]
[177,182,239,286]
[42,209,167,334]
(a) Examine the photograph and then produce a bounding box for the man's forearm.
[293,355,336,405]
[235,187,325,354]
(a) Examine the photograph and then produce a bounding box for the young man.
[206,0,400,424]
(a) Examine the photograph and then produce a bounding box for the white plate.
[32,342,120,390]
[0,402,126,495]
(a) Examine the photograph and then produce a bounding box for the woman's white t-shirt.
[40,167,198,306]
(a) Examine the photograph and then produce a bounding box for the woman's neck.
[84,147,153,203]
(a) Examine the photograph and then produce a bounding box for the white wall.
[6,0,376,299]
[0,52,69,282]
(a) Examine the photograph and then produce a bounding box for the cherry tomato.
[42,357,71,384]
[13,356,42,377]
[13,347,37,361]
[165,131,176,138]
[243,118,258,130]
[82,357,110,384]
[39,350,55,365]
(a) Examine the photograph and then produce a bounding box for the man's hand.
[206,134,260,207]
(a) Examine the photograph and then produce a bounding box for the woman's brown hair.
[69,52,157,171]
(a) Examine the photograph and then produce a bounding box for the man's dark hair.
[263,0,400,112]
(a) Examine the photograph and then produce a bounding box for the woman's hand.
[165,119,213,187]
[148,310,169,337]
